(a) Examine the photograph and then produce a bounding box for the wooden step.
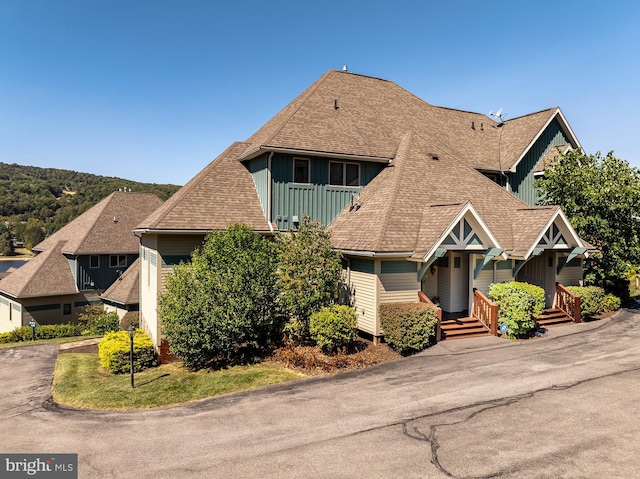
[536,308,574,327]
[441,317,491,340]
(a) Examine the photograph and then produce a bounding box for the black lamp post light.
[127,322,135,388]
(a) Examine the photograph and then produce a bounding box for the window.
[110,255,127,268]
[329,162,360,186]
[293,158,309,183]
[63,303,71,315]
[90,255,99,268]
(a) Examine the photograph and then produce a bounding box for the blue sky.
[1,1,639,185]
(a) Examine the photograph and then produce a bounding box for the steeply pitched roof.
[240,70,575,173]
[328,131,569,257]
[35,192,164,255]
[101,257,139,306]
[0,241,78,298]
[137,142,270,232]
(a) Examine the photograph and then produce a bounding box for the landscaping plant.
[278,215,342,342]
[309,305,358,353]
[489,282,544,339]
[379,302,438,356]
[566,285,620,317]
[158,224,282,370]
[98,330,158,374]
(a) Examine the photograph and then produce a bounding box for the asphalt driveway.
[1,306,640,478]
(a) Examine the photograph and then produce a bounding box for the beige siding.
[158,234,204,291]
[437,263,451,310]
[140,236,161,346]
[473,268,493,296]
[0,297,21,333]
[378,273,419,304]
[557,263,583,286]
[421,268,438,299]
[495,263,515,284]
[350,269,377,336]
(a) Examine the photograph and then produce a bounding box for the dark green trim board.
[25,304,61,312]
[161,255,192,267]
[381,261,416,274]
[350,258,375,274]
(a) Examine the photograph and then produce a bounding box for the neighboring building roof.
[101,257,139,306]
[327,130,575,258]
[0,241,78,298]
[534,143,571,173]
[34,192,164,255]
[137,142,271,232]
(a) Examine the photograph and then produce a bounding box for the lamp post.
[128,322,135,388]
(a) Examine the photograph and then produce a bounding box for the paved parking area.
[1,307,639,478]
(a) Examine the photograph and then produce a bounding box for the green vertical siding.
[509,118,569,206]
[271,153,385,230]
[76,254,138,290]
[248,154,269,220]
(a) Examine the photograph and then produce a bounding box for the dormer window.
[329,161,360,187]
[293,158,310,183]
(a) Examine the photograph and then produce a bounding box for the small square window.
[63,303,71,315]
[90,255,99,268]
[293,158,309,183]
[345,163,359,186]
[329,162,343,185]
[110,255,127,268]
[454,256,461,269]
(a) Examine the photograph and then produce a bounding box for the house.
[135,70,588,347]
[0,191,163,332]
[100,257,140,326]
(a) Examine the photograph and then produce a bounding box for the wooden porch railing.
[472,288,498,336]
[555,283,581,323]
[418,291,443,342]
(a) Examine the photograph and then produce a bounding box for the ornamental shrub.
[78,305,120,335]
[309,305,358,353]
[489,282,544,339]
[277,215,342,341]
[380,302,438,356]
[0,323,83,343]
[98,330,158,374]
[566,285,620,317]
[158,224,282,370]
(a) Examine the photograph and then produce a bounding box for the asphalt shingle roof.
[101,257,140,306]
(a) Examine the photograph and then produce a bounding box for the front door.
[517,252,555,307]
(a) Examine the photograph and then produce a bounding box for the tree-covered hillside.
[0,162,181,252]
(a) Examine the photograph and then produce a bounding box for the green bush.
[566,286,620,317]
[309,305,358,353]
[380,302,438,356]
[489,282,544,339]
[78,305,120,335]
[604,293,621,312]
[98,330,158,374]
[0,323,82,343]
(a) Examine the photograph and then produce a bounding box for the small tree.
[278,215,343,341]
[158,224,281,370]
[536,150,640,299]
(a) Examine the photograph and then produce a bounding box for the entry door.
[450,253,469,313]
[517,252,555,307]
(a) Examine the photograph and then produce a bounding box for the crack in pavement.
[397,366,640,479]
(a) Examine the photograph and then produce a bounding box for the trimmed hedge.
[566,286,620,317]
[489,282,544,339]
[0,323,83,344]
[380,302,438,356]
[98,330,158,374]
[309,305,358,353]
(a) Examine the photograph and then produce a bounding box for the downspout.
[267,152,274,233]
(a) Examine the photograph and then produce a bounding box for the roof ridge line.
[374,130,414,251]
[66,193,115,253]
[143,142,251,229]
[256,71,333,148]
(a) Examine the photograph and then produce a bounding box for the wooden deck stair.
[536,308,574,328]
[441,317,492,340]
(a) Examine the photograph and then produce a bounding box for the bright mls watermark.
[1,454,77,478]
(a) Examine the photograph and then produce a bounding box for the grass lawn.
[53,353,305,410]
[0,336,100,350]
